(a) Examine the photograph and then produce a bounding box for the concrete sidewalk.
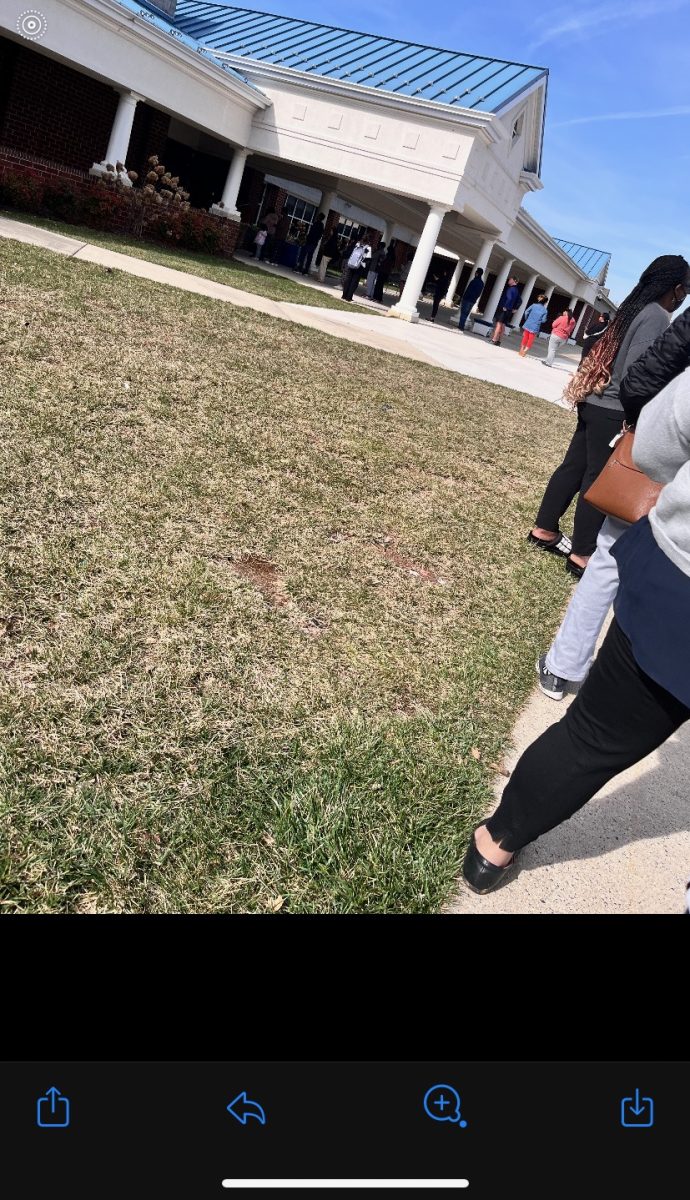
[6,214,685,912]
[0,215,578,403]
[445,635,690,915]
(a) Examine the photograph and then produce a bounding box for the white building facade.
[0,0,614,326]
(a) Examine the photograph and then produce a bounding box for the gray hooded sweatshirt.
[634,364,690,578]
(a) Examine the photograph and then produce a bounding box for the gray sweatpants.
[544,333,567,365]
[545,515,629,682]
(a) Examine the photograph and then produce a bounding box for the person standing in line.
[270,213,290,266]
[536,288,690,702]
[297,212,325,275]
[463,363,690,896]
[429,269,451,322]
[373,244,396,302]
[489,276,521,345]
[318,228,340,283]
[541,309,576,366]
[580,311,610,362]
[365,241,387,299]
[457,268,485,331]
[252,224,268,259]
[261,210,279,263]
[358,240,372,289]
[341,240,370,301]
[528,255,690,578]
[518,293,549,357]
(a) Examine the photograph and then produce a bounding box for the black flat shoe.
[462,830,517,895]
[565,557,586,580]
[526,531,572,558]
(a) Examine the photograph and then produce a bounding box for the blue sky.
[224,0,690,305]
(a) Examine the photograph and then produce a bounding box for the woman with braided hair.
[527,255,690,578]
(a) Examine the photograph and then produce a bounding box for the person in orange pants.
[518,293,549,356]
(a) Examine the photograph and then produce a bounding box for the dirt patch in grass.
[0,235,574,913]
[373,537,449,585]
[230,555,290,607]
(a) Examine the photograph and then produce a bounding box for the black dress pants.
[486,618,689,853]
[534,402,624,556]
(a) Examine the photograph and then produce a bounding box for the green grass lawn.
[0,237,574,913]
[0,207,365,312]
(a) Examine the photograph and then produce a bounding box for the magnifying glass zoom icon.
[423,1085,467,1128]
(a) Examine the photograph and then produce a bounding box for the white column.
[483,256,515,322]
[90,91,143,186]
[572,302,589,339]
[442,259,464,307]
[543,284,555,302]
[512,271,539,327]
[472,236,496,279]
[384,220,395,247]
[311,188,339,271]
[576,304,590,338]
[210,147,252,221]
[388,203,449,323]
[319,189,338,221]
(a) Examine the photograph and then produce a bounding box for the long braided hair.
[565,254,690,404]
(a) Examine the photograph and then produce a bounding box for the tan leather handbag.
[584,428,662,523]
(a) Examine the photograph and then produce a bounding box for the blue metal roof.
[119,0,261,89]
[173,2,547,113]
[553,239,611,283]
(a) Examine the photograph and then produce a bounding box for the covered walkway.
[0,212,580,403]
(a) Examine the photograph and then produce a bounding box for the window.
[282,194,317,241]
[511,113,524,143]
[335,216,366,253]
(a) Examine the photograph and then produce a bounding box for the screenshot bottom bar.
[221,1183,470,1190]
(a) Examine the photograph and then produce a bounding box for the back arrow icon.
[226,1092,266,1125]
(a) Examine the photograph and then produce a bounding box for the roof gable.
[553,239,611,284]
[173,2,548,114]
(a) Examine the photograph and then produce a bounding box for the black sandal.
[526,531,572,558]
[565,557,586,580]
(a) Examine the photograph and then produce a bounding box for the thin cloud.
[552,106,690,128]
[529,0,688,49]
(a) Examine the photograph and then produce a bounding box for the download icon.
[621,1089,654,1128]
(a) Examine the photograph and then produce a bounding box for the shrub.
[41,181,80,222]
[78,184,131,231]
[0,168,44,212]
[0,156,238,257]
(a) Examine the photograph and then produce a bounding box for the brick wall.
[237,165,265,224]
[0,143,90,183]
[576,304,595,344]
[128,104,171,178]
[0,35,170,183]
[0,36,118,170]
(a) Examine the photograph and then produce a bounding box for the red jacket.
[552,314,576,339]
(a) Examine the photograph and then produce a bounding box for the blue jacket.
[522,302,548,333]
[500,284,521,312]
[462,275,485,306]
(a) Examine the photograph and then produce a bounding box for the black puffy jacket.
[620,306,690,425]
